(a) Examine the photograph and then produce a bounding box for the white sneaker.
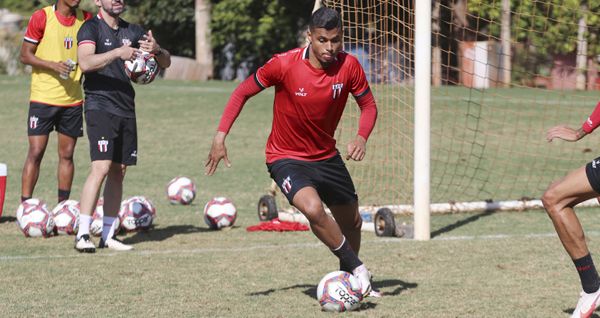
[352,265,382,298]
[572,288,600,318]
[99,236,133,251]
[74,234,96,253]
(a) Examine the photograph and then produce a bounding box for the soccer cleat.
[352,265,382,298]
[572,288,600,318]
[98,236,133,251]
[74,234,96,253]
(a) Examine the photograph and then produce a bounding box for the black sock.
[574,253,600,293]
[331,236,362,272]
[21,196,31,203]
[58,189,70,203]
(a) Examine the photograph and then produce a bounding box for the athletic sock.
[101,216,117,243]
[58,189,70,203]
[331,236,363,272]
[574,253,600,293]
[78,214,92,239]
[21,196,31,203]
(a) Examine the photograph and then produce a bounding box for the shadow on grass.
[0,216,16,223]
[564,308,600,317]
[247,278,417,300]
[430,210,495,238]
[121,224,210,243]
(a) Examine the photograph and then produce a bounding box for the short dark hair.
[309,7,342,31]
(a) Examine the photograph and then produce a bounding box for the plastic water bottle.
[60,59,76,79]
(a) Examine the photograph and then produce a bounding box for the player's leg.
[542,163,600,317]
[329,202,362,259]
[75,159,111,253]
[56,133,77,202]
[21,135,49,201]
[98,115,136,251]
[55,105,83,203]
[21,102,55,201]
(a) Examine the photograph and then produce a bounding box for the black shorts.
[586,157,600,194]
[267,153,358,206]
[27,102,83,137]
[85,110,137,166]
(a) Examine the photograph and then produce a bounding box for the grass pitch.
[1,75,600,317]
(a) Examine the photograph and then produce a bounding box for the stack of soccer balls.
[16,196,157,238]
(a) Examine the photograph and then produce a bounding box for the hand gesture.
[205,132,232,175]
[117,42,141,61]
[546,125,585,142]
[139,30,160,54]
[346,135,367,161]
[53,61,73,78]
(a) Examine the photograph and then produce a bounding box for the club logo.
[64,36,73,49]
[332,83,343,99]
[29,115,39,129]
[98,138,109,153]
[281,176,292,194]
[122,38,132,46]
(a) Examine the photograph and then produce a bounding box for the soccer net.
[320,0,600,215]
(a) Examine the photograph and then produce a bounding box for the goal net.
[319,0,600,213]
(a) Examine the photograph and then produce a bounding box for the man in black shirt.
[74,0,171,252]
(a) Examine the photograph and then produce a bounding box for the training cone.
[0,163,6,218]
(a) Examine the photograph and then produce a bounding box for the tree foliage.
[467,0,600,56]
[210,0,313,78]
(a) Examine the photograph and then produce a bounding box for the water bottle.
[60,59,76,79]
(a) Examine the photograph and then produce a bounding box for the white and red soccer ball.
[316,271,363,312]
[16,198,55,238]
[166,176,196,205]
[118,196,155,232]
[203,197,237,230]
[124,51,159,85]
[52,199,80,235]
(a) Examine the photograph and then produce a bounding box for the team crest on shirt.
[332,83,343,99]
[64,36,73,49]
[29,116,39,129]
[122,39,132,46]
[98,138,109,153]
[281,176,292,194]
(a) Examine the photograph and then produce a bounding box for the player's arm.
[205,75,264,176]
[20,41,71,76]
[20,10,70,76]
[546,101,600,142]
[346,89,378,161]
[78,42,140,73]
[138,30,171,69]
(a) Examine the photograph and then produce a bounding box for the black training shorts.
[27,102,83,137]
[85,110,137,166]
[586,157,600,194]
[267,153,358,206]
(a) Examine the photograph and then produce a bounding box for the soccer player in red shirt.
[206,7,380,297]
[544,101,600,317]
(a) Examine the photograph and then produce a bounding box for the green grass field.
[1,75,600,317]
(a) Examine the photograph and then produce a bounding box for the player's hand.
[205,132,232,176]
[53,61,72,77]
[546,125,585,142]
[118,43,141,61]
[139,30,159,54]
[346,135,367,161]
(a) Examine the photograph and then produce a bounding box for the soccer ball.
[52,199,80,235]
[203,197,237,230]
[316,271,363,312]
[16,198,55,238]
[166,176,196,205]
[124,51,159,85]
[91,197,121,237]
[118,196,154,232]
